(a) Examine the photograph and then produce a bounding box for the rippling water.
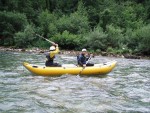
[0,51,150,113]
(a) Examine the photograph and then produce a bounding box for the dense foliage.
[0,0,150,55]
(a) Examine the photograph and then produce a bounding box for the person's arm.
[86,53,93,61]
[50,44,59,58]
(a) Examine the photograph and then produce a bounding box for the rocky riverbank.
[0,46,149,59]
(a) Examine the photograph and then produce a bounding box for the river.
[0,51,149,113]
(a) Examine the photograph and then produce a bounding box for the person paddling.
[45,43,61,67]
[77,49,94,67]
[35,34,61,67]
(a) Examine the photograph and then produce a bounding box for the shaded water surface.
[0,51,150,113]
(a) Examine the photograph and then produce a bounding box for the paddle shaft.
[36,34,55,45]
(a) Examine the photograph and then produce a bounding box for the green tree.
[56,12,89,34]
[131,24,150,55]
[0,11,28,46]
[38,10,57,38]
[14,25,36,48]
[106,24,124,48]
[51,30,81,50]
[85,27,108,51]
[56,1,89,35]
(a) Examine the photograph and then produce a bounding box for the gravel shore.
[0,46,149,59]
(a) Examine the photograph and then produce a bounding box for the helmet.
[49,46,55,51]
[82,48,87,52]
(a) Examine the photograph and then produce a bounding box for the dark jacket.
[45,52,55,66]
[77,54,89,66]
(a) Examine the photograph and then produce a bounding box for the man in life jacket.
[77,49,94,67]
[45,43,61,67]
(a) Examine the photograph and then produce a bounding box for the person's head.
[81,48,87,54]
[49,46,56,51]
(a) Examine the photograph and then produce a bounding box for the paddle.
[78,55,92,75]
[36,34,55,45]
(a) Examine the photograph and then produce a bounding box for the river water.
[0,51,149,113]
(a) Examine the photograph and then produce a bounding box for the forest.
[0,0,150,56]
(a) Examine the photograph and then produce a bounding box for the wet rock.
[21,48,26,52]
[101,52,108,56]
[39,50,44,53]
[123,54,141,59]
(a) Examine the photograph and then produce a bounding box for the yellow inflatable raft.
[23,61,117,76]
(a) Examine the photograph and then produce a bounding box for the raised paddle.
[36,34,55,45]
[78,55,92,75]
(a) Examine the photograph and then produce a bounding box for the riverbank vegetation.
[0,0,150,56]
